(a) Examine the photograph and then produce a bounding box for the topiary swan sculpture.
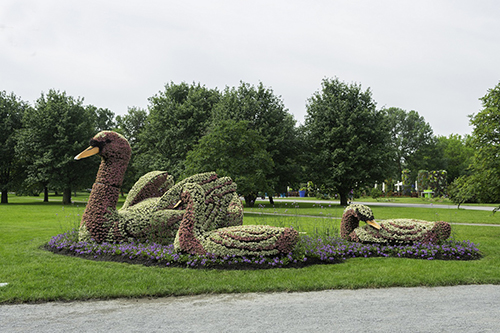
[341,204,451,244]
[75,131,298,257]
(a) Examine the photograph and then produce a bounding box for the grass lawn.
[1,194,499,304]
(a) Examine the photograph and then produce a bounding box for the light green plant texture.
[201,225,289,257]
[122,171,174,210]
[344,204,374,220]
[354,219,437,244]
[95,131,127,140]
[172,180,296,257]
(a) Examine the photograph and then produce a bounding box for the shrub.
[371,187,383,199]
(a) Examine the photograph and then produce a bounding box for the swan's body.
[76,131,298,256]
[341,204,451,244]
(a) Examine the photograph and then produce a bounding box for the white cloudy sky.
[2,0,499,136]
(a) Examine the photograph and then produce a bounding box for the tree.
[115,107,148,146]
[450,82,500,207]
[16,90,97,204]
[464,83,500,204]
[115,107,148,192]
[135,82,220,179]
[87,105,116,132]
[0,91,29,203]
[211,81,301,203]
[436,134,474,184]
[184,120,273,207]
[384,107,435,180]
[304,77,392,205]
[405,136,447,182]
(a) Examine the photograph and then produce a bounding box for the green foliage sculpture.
[401,169,412,196]
[417,170,429,194]
[341,204,451,244]
[428,170,447,197]
[75,131,298,257]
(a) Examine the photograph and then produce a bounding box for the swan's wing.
[121,171,174,209]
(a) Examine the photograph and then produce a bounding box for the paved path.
[1,285,499,332]
[256,198,497,211]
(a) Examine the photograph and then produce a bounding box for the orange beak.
[367,220,381,230]
[74,146,99,160]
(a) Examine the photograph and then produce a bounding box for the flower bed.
[45,230,482,269]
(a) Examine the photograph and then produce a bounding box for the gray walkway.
[1,285,499,332]
[256,198,497,211]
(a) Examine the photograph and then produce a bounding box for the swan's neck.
[80,156,129,242]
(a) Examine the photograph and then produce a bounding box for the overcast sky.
[2,0,499,136]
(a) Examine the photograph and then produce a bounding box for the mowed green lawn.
[1,194,499,304]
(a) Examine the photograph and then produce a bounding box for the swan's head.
[75,131,131,161]
[341,204,381,239]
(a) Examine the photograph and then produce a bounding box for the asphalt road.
[1,285,500,332]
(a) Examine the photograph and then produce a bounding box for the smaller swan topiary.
[173,183,298,257]
[341,204,451,245]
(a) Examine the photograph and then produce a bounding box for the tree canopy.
[15,90,98,204]
[184,119,273,207]
[115,107,148,192]
[384,107,434,180]
[135,82,220,180]
[304,77,392,205]
[449,82,500,206]
[0,91,29,203]
[211,81,301,202]
[436,134,473,184]
[4,78,494,206]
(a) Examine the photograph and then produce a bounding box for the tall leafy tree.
[87,105,116,132]
[211,81,300,203]
[0,91,29,203]
[405,136,446,180]
[436,134,473,184]
[115,107,148,192]
[184,120,273,207]
[116,107,148,146]
[384,107,434,180]
[135,82,220,179]
[449,82,500,207]
[304,77,392,205]
[16,90,97,204]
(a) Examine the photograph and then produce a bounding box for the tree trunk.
[62,188,72,205]
[1,190,8,204]
[339,192,348,206]
[44,187,49,202]
[244,194,257,208]
[269,196,274,205]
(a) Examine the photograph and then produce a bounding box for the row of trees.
[1,90,112,204]
[1,78,498,206]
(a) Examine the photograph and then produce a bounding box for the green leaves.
[304,77,392,205]
[0,91,28,203]
[450,82,500,205]
[184,120,273,206]
[15,89,99,203]
[135,82,220,179]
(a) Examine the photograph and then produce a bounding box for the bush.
[371,187,383,199]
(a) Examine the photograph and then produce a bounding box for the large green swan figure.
[341,204,451,244]
[75,131,298,257]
